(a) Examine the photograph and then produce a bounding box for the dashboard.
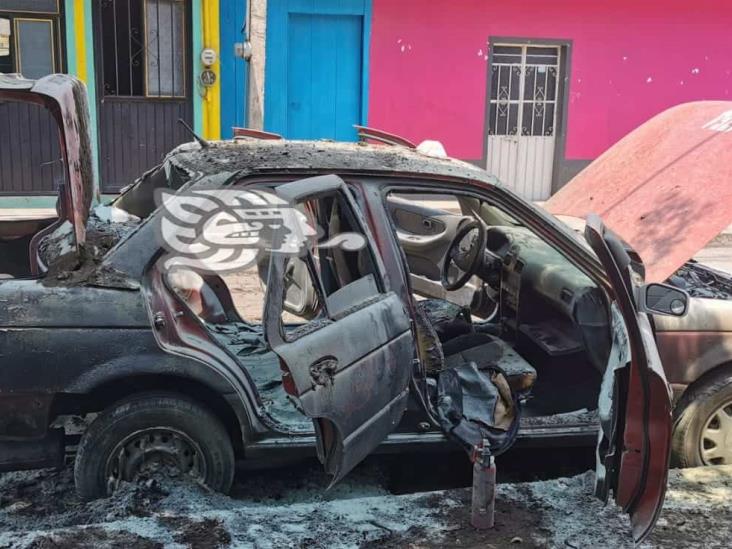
[484,226,595,316]
[483,225,610,368]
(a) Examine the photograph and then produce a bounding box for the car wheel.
[672,371,732,467]
[74,392,235,500]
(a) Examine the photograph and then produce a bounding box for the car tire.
[671,370,732,468]
[74,392,235,500]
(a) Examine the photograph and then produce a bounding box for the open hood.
[0,73,95,252]
[545,101,732,282]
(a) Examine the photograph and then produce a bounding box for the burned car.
[544,101,732,469]
[5,74,731,543]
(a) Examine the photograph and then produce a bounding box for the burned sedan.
[2,75,718,543]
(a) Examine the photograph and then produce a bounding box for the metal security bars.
[99,0,185,98]
[485,43,563,200]
[488,45,560,137]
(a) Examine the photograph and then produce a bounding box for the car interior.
[384,191,612,425]
[166,191,386,434]
[163,184,614,450]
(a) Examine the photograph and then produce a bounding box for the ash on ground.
[1,458,731,549]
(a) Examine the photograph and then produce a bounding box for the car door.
[262,175,415,484]
[585,214,672,543]
[386,195,488,307]
[386,195,466,280]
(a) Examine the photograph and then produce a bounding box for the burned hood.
[545,101,732,282]
[0,73,95,251]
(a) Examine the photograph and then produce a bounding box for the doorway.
[264,0,370,141]
[92,0,193,192]
[485,44,564,200]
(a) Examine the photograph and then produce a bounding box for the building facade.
[365,0,732,199]
[0,0,246,200]
[1,0,731,201]
[254,0,732,199]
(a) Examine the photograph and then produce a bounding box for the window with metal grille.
[99,0,186,98]
[488,45,560,137]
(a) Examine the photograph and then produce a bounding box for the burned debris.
[670,261,732,299]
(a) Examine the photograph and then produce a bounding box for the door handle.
[309,357,338,387]
[153,312,166,330]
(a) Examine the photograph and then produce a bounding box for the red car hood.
[0,73,94,251]
[545,101,732,282]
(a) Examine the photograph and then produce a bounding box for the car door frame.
[584,214,672,543]
[262,174,417,484]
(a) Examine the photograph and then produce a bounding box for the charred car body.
[2,75,731,542]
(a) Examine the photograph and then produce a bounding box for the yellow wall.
[201,0,221,140]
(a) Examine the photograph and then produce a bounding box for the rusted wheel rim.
[700,402,732,465]
[105,427,206,493]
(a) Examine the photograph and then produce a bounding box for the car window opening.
[164,188,384,433]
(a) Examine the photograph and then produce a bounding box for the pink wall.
[368,0,732,160]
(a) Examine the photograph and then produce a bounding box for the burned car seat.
[418,298,473,342]
[442,333,537,395]
[416,300,537,396]
[436,361,519,454]
[413,303,532,455]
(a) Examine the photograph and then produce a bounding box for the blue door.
[265,0,371,141]
[220,0,248,139]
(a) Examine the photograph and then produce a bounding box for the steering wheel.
[441,220,488,291]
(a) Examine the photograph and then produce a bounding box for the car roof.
[103,138,501,285]
[165,138,497,186]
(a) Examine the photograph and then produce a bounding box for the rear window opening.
[162,184,383,433]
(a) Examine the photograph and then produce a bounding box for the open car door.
[0,74,94,273]
[263,175,415,484]
[586,214,673,543]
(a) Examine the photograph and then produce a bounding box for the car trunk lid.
[0,73,95,254]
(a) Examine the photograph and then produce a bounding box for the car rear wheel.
[672,371,732,467]
[74,392,235,500]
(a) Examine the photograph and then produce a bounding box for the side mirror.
[638,282,689,317]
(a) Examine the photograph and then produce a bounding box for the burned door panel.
[585,214,672,543]
[263,174,416,483]
[265,263,414,483]
[386,194,468,281]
